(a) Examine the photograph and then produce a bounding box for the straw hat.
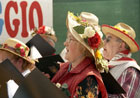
[0,38,35,64]
[66,11,108,72]
[102,23,139,53]
[31,26,57,42]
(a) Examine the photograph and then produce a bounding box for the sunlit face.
[103,33,122,60]
[64,31,84,62]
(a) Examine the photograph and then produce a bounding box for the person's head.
[31,26,57,47]
[0,38,35,73]
[64,31,91,63]
[102,22,139,60]
[64,11,108,72]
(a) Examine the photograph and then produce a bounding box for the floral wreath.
[15,43,29,57]
[2,43,28,57]
[31,26,55,36]
[69,12,108,72]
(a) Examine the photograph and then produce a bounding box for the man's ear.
[15,58,24,72]
[16,58,23,64]
[119,42,126,50]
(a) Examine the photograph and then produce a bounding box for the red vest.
[51,58,108,98]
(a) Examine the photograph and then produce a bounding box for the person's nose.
[103,39,107,45]
[64,40,68,46]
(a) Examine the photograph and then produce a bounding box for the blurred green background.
[53,0,140,64]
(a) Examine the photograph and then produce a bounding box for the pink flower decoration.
[20,48,25,56]
[15,43,26,57]
[82,19,87,22]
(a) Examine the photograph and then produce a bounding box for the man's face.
[0,50,14,63]
[103,33,122,60]
[0,50,22,71]
[64,32,83,62]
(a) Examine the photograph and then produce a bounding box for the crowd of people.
[0,11,140,98]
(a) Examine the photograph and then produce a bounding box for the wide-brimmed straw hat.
[31,26,57,42]
[66,11,108,72]
[102,23,139,53]
[0,38,35,64]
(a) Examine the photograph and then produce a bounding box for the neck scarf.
[109,50,132,68]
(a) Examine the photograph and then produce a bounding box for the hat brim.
[0,48,35,64]
[102,24,139,53]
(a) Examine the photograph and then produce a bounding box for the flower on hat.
[71,12,101,50]
[69,11,108,73]
[84,26,96,38]
[15,43,22,48]
[95,50,108,72]
[74,26,101,50]
[31,26,55,36]
[80,26,96,43]
[114,26,128,34]
[0,38,35,64]
[95,50,102,60]
[70,12,79,22]
[37,26,46,34]
[88,33,101,50]
[15,43,28,57]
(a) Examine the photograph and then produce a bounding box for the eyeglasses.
[104,37,110,43]
[104,36,122,43]
[65,37,77,43]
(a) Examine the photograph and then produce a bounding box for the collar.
[120,50,130,54]
[110,50,131,61]
[69,57,92,74]
[22,69,31,77]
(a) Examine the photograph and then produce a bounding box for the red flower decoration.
[88,33,101,50]
[15,43,21,48]
[82,19,86,22]
[20,48,25,56]
[37,26,46,34]
[15,43,26,57]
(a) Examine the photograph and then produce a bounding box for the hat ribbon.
[1,43,28,57]
[114,26,128,34]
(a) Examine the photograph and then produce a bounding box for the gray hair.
[116,38,130,50]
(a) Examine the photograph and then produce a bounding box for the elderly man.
[102,22,140,98]
[0,38,35,98]
[29,26,57,60]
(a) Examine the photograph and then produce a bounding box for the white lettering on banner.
[0,0,53,43]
